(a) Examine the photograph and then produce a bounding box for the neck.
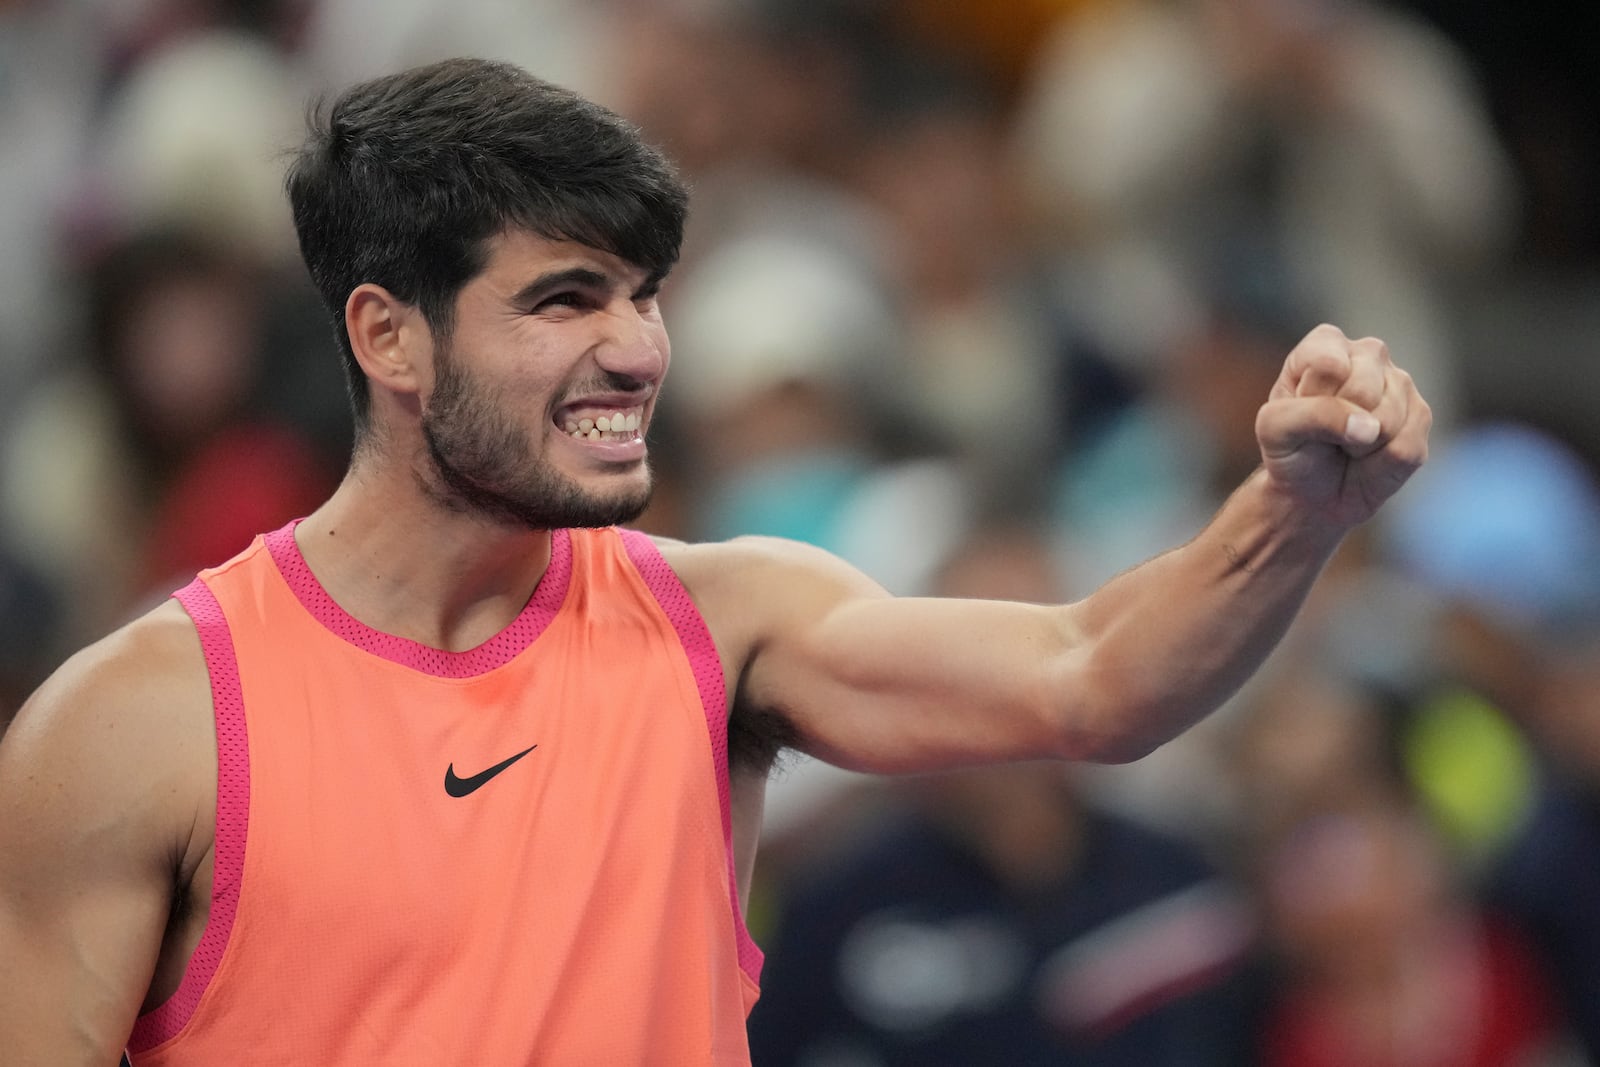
[293,460,554,652]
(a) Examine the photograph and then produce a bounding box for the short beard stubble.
[419,342,653,530]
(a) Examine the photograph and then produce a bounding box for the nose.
[594,297,669,386]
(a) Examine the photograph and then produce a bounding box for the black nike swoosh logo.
[444,744,538,797]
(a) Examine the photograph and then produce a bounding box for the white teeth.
[563,409,643,441]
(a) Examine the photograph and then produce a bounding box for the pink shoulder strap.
[127,578,252,1054]
[616,529,763,985]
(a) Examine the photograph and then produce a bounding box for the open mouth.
[559,408,643,442]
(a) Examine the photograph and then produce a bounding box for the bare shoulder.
[652,534,889,636]
[0,601,216,1057]
[648,535,893,772]
[6,598,213,760]
[0,598,215,872]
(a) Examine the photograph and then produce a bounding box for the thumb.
[1256,396,1382,459]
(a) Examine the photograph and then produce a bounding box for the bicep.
[738,549,1092,773]
[0,641,199,1063]
[0,865,170,1066]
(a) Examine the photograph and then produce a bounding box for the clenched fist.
[1256,324,1432,527]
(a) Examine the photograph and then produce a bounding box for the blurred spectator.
[666,232,971,597]
[1228,662,1400,840]
[606,2,895,294]
[1379,424,1597,861]
[1252,790,1567,1067]
[301,0,615,104]
[0,0,104,422]
[748,524,1261,1067]
[1383,422,1600,1062]
[1054,283,1302,590]
[1385,423,1600,645]
[851,63,1073,497]
[1012,0,1518,431]
[1494,633,1600,1064]
[93,26,304,263]
[0,230,336,642]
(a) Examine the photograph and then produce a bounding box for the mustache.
[557,371,656,405]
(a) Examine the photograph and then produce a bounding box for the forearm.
[1062,467,1347,762]
[744,325,1425,774]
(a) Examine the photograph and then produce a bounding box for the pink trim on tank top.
[617,528,764,985]
[262,521,572,678]
[127,579,252,1054]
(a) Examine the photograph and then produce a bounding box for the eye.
[537,291,587,311]
[631,283,663,312]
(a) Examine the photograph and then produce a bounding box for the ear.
[345,283,431,400]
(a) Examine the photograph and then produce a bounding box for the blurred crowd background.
[3,0,1600,1063]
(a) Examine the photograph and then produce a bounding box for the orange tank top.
[125,522,762,1064]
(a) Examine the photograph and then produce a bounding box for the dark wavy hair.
[285,58,688,434]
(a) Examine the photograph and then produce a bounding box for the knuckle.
[1387,428,1430,470]
[1355,336,1391,361]
[1306,348,1348,376]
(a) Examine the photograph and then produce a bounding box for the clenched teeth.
[562,410,642,441]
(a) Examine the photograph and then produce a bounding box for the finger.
[1256,395,1381,460]
[1333,336,1391,413]
[1344,361,1412,459]
[1284,324,1354,399]
[1359,397,1431,503]
[1374,366,1432,471]
[1332,361,1411,461]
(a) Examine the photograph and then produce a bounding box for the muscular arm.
[694,326,1429,774]
[0,603,211,1065]
[720,471,1338,773]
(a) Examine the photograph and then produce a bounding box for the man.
[0,58,1429,1065]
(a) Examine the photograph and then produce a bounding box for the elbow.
[1072,726,1168,765]
[1041,655,1173,765]
[1051,710,1168,764]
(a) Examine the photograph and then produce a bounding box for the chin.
[527,477,653,531]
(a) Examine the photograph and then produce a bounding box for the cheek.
[462,329,566,403]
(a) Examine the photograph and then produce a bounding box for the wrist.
[1223,467,1352,570]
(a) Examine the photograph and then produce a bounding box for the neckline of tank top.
[257,519,575,678]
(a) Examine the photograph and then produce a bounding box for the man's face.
[416,230,671,530]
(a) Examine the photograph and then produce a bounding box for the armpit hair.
[727,702,799,777]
